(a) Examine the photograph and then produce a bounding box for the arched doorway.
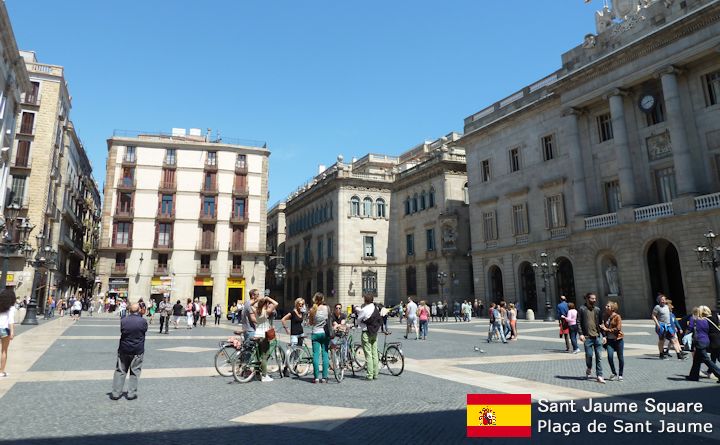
[489,266,503,302]
[519,262,537,312]
[556,257,576,304]
[647,239,686,315]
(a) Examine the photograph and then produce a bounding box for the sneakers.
[126,395,137,401]
[660,353,670,360]
[618,376,624,381]
[586,368,592,379]
[702,370,712,379]
[573,349,580,354]
[261,375,274,383]
[678,353,689,361]
[608,374,617,381]
[597,376,606,384]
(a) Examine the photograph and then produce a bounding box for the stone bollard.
[525,309,535,321]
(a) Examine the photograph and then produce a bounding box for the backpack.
[365,305,383,335]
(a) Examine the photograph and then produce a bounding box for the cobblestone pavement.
[0,315,718,445]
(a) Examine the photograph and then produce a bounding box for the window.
[604,180,622,213]
[597,113,614,143]
[10,176,26,206]
[412,194,418,213]
[404,198,410,215]
[317,238,323,262]
[165,148,176,165]
[542,135,555,161]
[232,255,242,269]
[512,204,528,235]
[350,196,360,216]
[327,235,333,258]
[646,99,666,126]
[118,192,133,213]
[703,70,720,107]
[124,146,136,163]
[19,112,34,134]
[15,140,30,167]
[426,228,435,251]
[544,194,566,229]
[204,172,216,191]
[200,254,210,268]
[363,235,375,257]
[483,211,497,241]
[115,252,126,266]
[26,81,39,104]
[121,167,134,186]
[509,148,520,172]
[160,194,173,214]
[233,198,246,218]
[326,270,334,295]
[236,154,247,169]
[429,188,435,207]
[655,167,677,203]
[463,183,469,205]
[202,196,216,216]
[406,266,417,295]
[303,239,311,264]
[114,222,131,245]
[316,271,324,293]
[362,271,377,298]
[231,226,244,250]
[406,233,415,256]
[420,192,427,210]
[207,151,217,166]
[363,197,373,217]
[426,263,439,295]
[481,160,491,182]
[157,223,172,246]
[158,253,168,268]
[376,198,386,218]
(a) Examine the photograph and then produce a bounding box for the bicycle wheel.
[266,344,284,377]
[385,345,404,376]
[232,348,256,383]
[297,347,312,377]
[330,348,344,382]
[214,346,236,377]
[344,343,356,377]
[273,345,286,378]
[353,344,366,371]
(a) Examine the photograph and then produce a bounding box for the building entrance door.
[519,262,537,312]
[647,239,686,315]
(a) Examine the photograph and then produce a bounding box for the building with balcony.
[462,0,720,318]
[97,128,269,312]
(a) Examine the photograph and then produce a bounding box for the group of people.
[486,301,518,343]
[42,295,85,320]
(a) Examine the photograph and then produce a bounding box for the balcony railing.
[117,177,136,189]
[229,265,244,277]
[159,181,176,192]
[584,213,618,230]
[549,227,568,240]
[111,264,127,275]
[196,265,212,276]
[233,184,249,197]
[228,242,245,253]
[634,202,674,221]
[198,210,217,222]
[204,159,218,171]
[235,163,248,174]
[153,239,174,251]
[230,213,249,225]
[122,155,136,165]
[695,192,720,211]
[154,265,169,276]
[196,240,218,252]
[111,238,133,250]
[201,183,218,194]
[115,207,134,219]
[13,152,30,168]
[22,94,41,106]
[163,158,177,169]
[18,124,34,136]
[157,209,175,221]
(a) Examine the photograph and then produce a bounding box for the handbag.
[265,327,276,341]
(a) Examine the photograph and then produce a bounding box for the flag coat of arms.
[466,394,531,438]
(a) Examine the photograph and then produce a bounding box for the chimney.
[318,164,326,174]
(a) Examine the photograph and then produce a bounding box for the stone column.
[606,89,637,206]
[660,66,697,196]
[564,108,589,216]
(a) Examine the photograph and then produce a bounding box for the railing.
[515,235,529,245]
[115,207,134,218]
[695,192,720,211]
[19,123,34,135]
[153,240,174,250]
[485,240,498,249]
[163,158,176,167]
[201,183,218,193]
[584,213,618,230]
[111,238,133,249]
[157,209,175,219]
[235,163,248,174]
[229,265,244,276]
[550,227,569,239]
[111,264,127,274]
[198,210,217,221]
[196,240,218,251]
[233,184,249,196]
[196,265,212,275]
[13,153,30,168]
[634,202,674,221]
[228,242,245,252]
[112,129,267,148]
[230,213,249,224]
[117,177,136,188]
[122,155,136,164]
[159,181,176,191]
[26,62,63,76]
[22,94,40,106]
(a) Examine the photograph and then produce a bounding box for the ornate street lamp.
[0,204,35,290]
[274,262,286,283]
[695,229,720,313]
[21,233,58,325]
[437,271,448,301]
[532,252,558,322]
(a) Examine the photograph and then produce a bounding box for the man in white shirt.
[404,297,418,340]
[357,295,381,380]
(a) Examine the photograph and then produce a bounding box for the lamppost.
[695,229,720,312]
[532,252,558,322]
[437,271,448,301]
[21,233,58,325]
[0,204,35,290]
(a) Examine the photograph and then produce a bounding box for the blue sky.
[6,0,597,204]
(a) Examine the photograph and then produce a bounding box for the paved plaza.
[0,314,718,445]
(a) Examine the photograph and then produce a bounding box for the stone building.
[462,0,720,318]
[280,135,471,311]
[97,129,269,311]
[265,201,286,303]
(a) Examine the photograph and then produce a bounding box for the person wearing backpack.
[357,294,382,380]
[486,303,506,343]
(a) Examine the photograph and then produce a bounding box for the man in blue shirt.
[111,303,148,400]
[556,295,570,352]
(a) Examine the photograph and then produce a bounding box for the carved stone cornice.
[476,196,499,207]
[505,186,530,199]
[538,176,567,190]
[655,64,685,79]
[602,87,631,101]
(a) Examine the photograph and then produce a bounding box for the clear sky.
[6,0,598,205]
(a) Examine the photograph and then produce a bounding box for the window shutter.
[559,194,566,227]
[544,197,550,229]
[157,194,161,213]
[129,223,134,245]
[154,223,159,246]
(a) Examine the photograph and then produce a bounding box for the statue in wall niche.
[605,264,620,295]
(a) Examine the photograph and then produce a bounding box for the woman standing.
[214,304,222,325]
[0,289,17,377]
[417,301,430,340]
[562,302,580,353]
[508,303,518,340]
[253,296,278,382]
[147,300,156,324]
[281,298,305,346]
[185,298,194,329]
[600,301,624,381]
[309,293,330,383]
[686,305,720,381]
[199,302,208,327]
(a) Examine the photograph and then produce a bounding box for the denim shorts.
[0,328,10,338]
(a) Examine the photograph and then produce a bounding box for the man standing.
[192,298,200,327]
[651,294,687,360]
[577,293,605,383]
[111,303,148,400]
[357,295,381,380]
[556,295,571,352]
[158,296,169,334]
[241,289,260,341]
[404,297,418,340]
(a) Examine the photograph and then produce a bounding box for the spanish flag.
[466,394,532,438]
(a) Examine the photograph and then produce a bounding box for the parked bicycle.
[329,326,359,382]
[286,334,313,377]
[214,331,245,377]
[232,337,286,383]
[354,331,404,376]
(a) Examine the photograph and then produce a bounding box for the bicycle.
[285,334,313,377]
[232,337,286,383]
[329,326,358,382]
[214,330,245,377]
[354,330,404,376]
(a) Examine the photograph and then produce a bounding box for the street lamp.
[0,204,35,290]
[437,271,448,301]
[532,252,558,322]
[21,233,58,325]
[695,229,720,313]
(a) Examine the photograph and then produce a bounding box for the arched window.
[376,198,386,218]
[412,194,418,213]
[463,182,469,205]
[404,198,410,215]
[429,188,436,208]
[420,191,427,210]
[350,196,360,216]
[363,197,373,217]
